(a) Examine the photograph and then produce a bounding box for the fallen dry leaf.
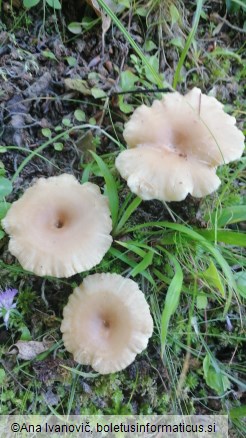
[8,340,51,360]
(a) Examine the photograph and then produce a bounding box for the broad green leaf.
[118,95,134,114]
[120,70,138,91]
[161,251,183,354]
[23,0,40,8]
[0,177,13,199]
[74,109,86,122]
[196,229,246,247]
[46,0,61,9]
[144,40,157,52]
[203,354,231,395]
[68,22,82,34]
[91,88,107,99]
[202,260,225,297]
[42,50,58,61]
[41,128,52,138]
[0,230,5,240]
[196,293,208,309]
[62,118,72,127]
[53,142,63,151]
[144,54,159,84]
[90,151,119,228]
[66,56,77,67]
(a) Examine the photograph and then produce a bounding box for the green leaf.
[161,251,183,354]
[68,22,82,34]
[0,230,5,240]
[41,128,52,138]
[42,50,58,62]
[74,109,86,122]
[118,95,134,114]
[144,40,157,52]
[66,56,77,67]
[62,118,72,127]
[203,354,231,395]
[196,229,246,247]
[202,260,225,297]
[23,0,40,8]
[91,88,107,99]
[120,70,138,91]
[230,405,246,420]
[170,4,180,26]
[135,7,147,17]
[53,142,63,151]
[212,206,246,227]
[90,151,119,228]
[0,368,6,384]
[144,54,159,84]
[46,0,61,9]
[0,201,11,219]
[196,293,208,309]
[0,177,13,199]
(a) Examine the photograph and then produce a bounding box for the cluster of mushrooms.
[2,88,244,374]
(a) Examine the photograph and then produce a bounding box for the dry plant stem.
[211,13,246,34]
[176,349,191,397]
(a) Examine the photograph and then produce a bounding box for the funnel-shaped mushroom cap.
[61,273,153,374]
[116,88,245,202]
[2,174,112,277]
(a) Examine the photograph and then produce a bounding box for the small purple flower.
[0,288,18,328]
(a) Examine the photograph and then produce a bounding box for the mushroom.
[115,87,245,202]
[2,174,112,277]
[61,273,153,374]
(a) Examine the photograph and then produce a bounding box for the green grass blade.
[90,150,119,228]
[160,250,183,355]
[173,0,204,88]
[114,196,142,235]
[131,250,154,277]
[109,247,156,286]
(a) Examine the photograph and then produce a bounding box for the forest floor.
[0,1,245,436]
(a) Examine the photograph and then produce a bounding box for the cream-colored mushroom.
[61,273,153,374]
[2,174,112,277]
[115,87,245,202]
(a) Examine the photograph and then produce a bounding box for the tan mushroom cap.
[2,174,112,277]
[116,88,245,202]
[61,273,153,374]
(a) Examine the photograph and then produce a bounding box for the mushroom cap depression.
[61,273,153,374]
[115,87,245,202]
[2,174,112,277]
